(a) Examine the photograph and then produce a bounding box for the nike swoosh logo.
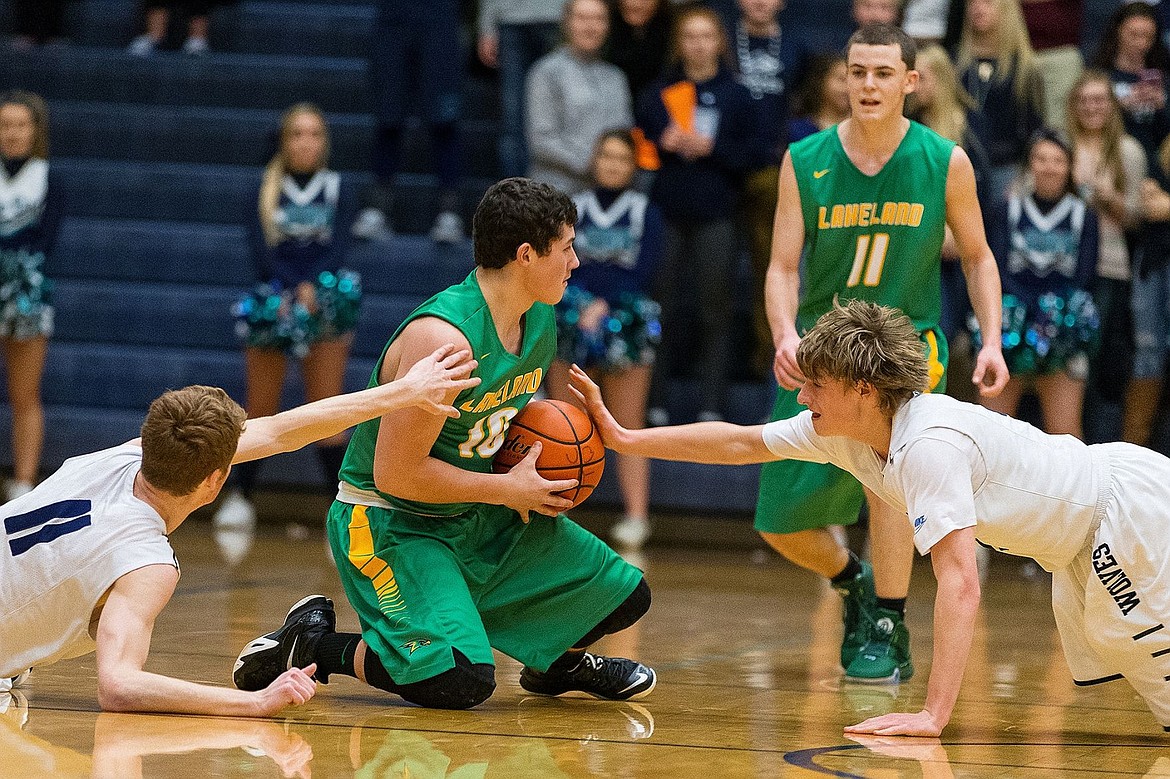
[239,636,279,657]
[286,636,298,670]
[618,671,649,694]
[813,169,831,179]
[479,353,491,360]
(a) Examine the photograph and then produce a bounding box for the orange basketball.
[492,399,605,509]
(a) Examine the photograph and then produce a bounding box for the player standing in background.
[234,178,656,709]
[0,344,481,715]
[757,24,1008,682]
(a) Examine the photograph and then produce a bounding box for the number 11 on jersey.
[846,233,890,287]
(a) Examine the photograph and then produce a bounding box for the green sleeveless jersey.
[790,121,954,333]
[338,270,557,516]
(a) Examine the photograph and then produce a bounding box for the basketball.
[492,399,605,509]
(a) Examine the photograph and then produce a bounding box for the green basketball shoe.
[845,606,914,683]
[833,560,876,669]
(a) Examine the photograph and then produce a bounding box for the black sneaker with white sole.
[519,652,656,701]
[233,595,335,691]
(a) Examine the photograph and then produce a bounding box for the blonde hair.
[796,299,930,417]
[140,386,247,496]
[909,45,975,144]
[956,0,1037,104]
[0,90,50,159]
[258,103,330,247]
[1067,69,1129,193]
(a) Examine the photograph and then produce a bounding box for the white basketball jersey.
[0,444,178,678]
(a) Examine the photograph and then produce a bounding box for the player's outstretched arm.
[946,146,1008,397]
[845,527,981,737]
[569,365,776,465]
[94,565,317,717]
[232,343,480,464]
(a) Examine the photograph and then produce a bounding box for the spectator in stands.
[1021,0,1083,131]
[956,0,1045,201]
[478,0,565,178]
[907,45,991,357]
[1067,70,1147,432]
[215,104,360,529]
[0,91,61,502]
[1092,2,1170,167]
[636,6,761,425]
[731,0,797,377]
[975,128,1100,438]
[127,1,220,55]
[605,0,673,100]
[1126,133,1170,447]
[785,53,849,145]
[525,0,632,195]
[11,1,67,48]
[546,130,663,550]
[350,0,466,244]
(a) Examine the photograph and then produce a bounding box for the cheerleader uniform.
[0,156,62,340]
[557,187,663,371]
[974,190,1101,378]
[236,169,360,357]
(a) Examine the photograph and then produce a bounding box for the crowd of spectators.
[13,0,1170,550]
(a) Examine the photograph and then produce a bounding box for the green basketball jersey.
[339,270,556,516]
[790,121,954,333]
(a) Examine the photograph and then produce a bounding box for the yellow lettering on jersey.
[844,203,859,227]
[858,202,873,227]
[909,203,924,226]
[817,201,926,230]
[461,368,544,415]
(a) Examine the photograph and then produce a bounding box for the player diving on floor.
[570,298,1170,736]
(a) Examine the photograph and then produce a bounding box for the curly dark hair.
[472,178,578,269]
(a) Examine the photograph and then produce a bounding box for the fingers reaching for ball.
[568,364,627,449]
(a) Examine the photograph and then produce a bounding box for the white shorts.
[1053,442,1170,730]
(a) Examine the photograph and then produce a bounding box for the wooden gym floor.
[6,517,1170,778]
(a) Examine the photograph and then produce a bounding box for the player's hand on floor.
[844,709,945,737]
[971,345,1009,398]
[402,344,481,417]
[567,364,626,447]
[255,664,318,716]
[254,724,315,779]
[503,441,576,522]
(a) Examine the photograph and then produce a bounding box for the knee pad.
[365,649,496,710]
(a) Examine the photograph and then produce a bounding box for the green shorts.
[754,326,948,535]
[326,501,644,685]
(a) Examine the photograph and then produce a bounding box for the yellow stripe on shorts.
[348,505,408,624]
[923,329,944,392]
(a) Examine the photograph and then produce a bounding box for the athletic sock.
[875,597,906,617]
[829,551,863,586]
[315,632,361,679]
[547,647,586,674]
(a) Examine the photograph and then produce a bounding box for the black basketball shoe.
[233,595,335,691]
[519,652,656,701]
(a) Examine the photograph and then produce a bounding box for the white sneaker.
[6,480,33,502]
[351,207,393,240]
[610,516,650,550]
[0,688,28,729]
[127,34,158,56]
[213,490,256,530]
[182,36,209,55]
[430,210,465,244]
[0,669,29,693]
